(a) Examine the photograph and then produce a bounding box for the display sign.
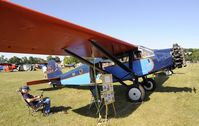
[101,74,115,105]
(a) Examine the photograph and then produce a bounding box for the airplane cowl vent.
[172,44,186,68]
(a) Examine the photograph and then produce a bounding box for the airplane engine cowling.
[171,44,186,68]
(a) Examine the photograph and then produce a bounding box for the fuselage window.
[138,46,155,58]
[102,62,114,69]
[79,69,83,74]
[119,56,129,63]
[72,72,75,76]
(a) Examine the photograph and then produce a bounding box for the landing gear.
[164,69,173,76]
[49,80,61,88]
[127,84,145,102]
[142,78,156,91]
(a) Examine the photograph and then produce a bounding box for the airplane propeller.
[172,44,186,68]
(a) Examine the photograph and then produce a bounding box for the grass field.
[0,63,199,126]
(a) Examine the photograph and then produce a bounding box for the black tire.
[142,78,156,91]
[127,84,145,102]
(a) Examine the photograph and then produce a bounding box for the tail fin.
[47,60,62,79]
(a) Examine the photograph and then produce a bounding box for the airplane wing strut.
[63,48,128,87]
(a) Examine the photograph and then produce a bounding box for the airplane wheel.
[143,78,156,91]
[127,84,145,102]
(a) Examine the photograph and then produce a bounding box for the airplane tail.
[171,44,186,68]
[47,60,63,79]
[26,60,62,86]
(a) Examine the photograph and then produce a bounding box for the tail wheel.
[127,84,145,102]
[143,78,156,91]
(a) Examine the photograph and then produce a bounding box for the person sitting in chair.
[21,86,51,116]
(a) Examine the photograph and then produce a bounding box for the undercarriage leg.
[141,77,156,91]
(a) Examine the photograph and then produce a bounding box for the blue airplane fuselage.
[57,48,174,86]
[104,49,173,81]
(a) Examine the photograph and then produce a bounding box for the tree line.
[0,55,61,64]
[0,55,79,65]
[0,48,198,64]
[185,48,199,62]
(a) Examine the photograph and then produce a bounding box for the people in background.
[42,65,47,78]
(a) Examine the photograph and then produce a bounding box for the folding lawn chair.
[17,89,44,116]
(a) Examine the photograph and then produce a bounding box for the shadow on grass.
[154,73,193,93]
[172,72,185,74]
[50,106,72,114]
[72,86,142,118]
[38,85,90,91]
[37,73,193,118]
[38,86,64,91]
[72,73,193,118]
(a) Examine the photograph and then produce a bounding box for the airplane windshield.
[138,46,155,58]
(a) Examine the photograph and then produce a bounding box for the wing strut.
[63,49,128,87]
[89,40,136,78]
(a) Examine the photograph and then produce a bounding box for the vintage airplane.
[0,1,186,102]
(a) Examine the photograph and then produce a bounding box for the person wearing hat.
[21,86,51,115]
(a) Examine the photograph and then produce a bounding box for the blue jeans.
[36,97,51,114]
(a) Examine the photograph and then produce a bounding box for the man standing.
[42,65,47,78]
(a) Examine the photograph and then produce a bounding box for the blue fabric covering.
[22,93,39,106]
[47,60,62,79]
[36,97,51,114]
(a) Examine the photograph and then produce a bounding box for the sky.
[1,0,199,60]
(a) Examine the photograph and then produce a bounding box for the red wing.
[0,1,137,57]
[26,77,60,86]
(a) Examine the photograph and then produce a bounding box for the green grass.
[0,64,199,126]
